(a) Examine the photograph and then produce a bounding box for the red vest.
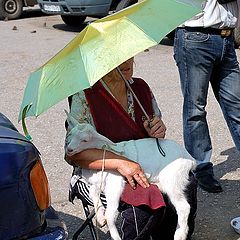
[84,78,153,142]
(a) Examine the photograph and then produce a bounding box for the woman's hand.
[143,116,166,138]
[116,159,150,189]
[67,149,149,189]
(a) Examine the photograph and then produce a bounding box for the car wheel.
[61,15,86,27]
[115,0,138,12]
[0,0,23,20]
[234,27,240,48]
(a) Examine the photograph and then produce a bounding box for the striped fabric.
[69,172,107,207]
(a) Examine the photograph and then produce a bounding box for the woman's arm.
[66,148,149,189]
[143,90,166,138]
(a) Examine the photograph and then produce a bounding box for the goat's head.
[65,111,114,156]
[66,123,92,156]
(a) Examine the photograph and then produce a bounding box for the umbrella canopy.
[19,0,203,134]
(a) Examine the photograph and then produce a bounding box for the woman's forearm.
[65,148,149,189]
[66,148,127,170]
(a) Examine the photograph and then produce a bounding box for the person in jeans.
[174,0,240,193]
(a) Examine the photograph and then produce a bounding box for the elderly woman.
[65,57,197,240]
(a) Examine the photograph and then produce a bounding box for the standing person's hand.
[143,116,166,138]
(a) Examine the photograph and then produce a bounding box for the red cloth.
[84,78,153,142]
[121,184,166,209]
[84,78,166,209]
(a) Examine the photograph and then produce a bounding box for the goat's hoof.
[97,218,107,228]
[110,234,121,240]
[96,207,106,227]
[174,229,187,240]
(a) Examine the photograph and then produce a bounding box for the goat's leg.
[89,185,106,227]
[167,192,190,240]
[157,159,194,240]
[104,176,124,240]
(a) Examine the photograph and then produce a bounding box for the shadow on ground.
[193,147,240,240]
[53,18,97,33]
[53,23,87,33]
[21,8,48,19]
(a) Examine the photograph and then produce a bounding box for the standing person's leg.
[174,28,222,192]
[210,36,240,152]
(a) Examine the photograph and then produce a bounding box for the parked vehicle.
[0,0,37,20]
[0,112,68,240]
[37,0,138,26]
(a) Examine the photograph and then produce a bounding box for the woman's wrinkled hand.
[116,159,149,189]
[143,116,166,138]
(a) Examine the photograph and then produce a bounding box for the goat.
[65,114,196,240]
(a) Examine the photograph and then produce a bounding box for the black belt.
[179,27,234,37]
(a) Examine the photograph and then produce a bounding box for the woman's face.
[103,57,134,83]
[119,57,134,81]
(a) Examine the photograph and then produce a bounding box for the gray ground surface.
[0,8,240,240]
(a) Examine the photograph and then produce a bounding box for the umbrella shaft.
[116,67,150,122]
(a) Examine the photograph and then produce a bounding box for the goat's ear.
[65,110,80,129]
[78,123,93,133]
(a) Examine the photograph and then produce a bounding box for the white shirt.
[182,0,239,28]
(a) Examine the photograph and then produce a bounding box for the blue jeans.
[174,28,240,177]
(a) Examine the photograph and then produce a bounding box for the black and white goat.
[65,114,196,240]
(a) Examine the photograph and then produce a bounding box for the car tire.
[115,0,138,12]
[234,27,240,48]
[0,0,23,20]
[61,15,86,27]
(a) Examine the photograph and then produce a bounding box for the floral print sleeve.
[65,91,95,149]
[69,91,96,130]
[151,91,162,118]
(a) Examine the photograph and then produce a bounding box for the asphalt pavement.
[0,8,240,240]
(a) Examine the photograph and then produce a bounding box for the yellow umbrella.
[19,0,203,138]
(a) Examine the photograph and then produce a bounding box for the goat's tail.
[157,158,196,195]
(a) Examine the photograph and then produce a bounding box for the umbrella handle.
[116,67,150,122]
[22,105,33,141]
